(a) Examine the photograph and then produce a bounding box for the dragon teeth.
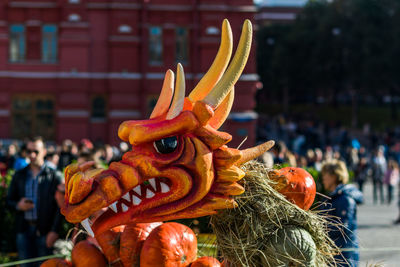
[81,218,94,237]
[122,192,130,202]
[160,182,170,193]
[146,189,155,199]
[132,195,142,205]
[133,185,141,196]
[121,203,129,212]
[149,178,156,190]
[109,201,118,213]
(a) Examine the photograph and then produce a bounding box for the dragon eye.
[154,136,178,154]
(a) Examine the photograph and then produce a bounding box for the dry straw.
[211,161,341,267]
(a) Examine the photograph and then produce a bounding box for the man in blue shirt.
[7,137,62,267]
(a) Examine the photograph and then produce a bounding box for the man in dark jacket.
[7,137,62,267]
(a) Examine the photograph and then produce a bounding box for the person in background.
[314,148,324,172]
[384,159,399,205]
[79,138,94,154]
[305,149,316,167]
[44,153,60,171]
[354,157,370,193]
[321,160,363,267]
[13,143,29,171]
[270,141,286,165]
[371,147,387,204]
[348,147,360,173]
[6,137,63,267]
[0,143,18,175]
[57,139,76,171]
[103,144,116,164]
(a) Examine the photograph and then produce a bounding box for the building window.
[149,26,162,65]
[42,24,57,63]
[91,96,107,122]
[175,27,188,64]
[12,95,55,140]
[9,24,26,62]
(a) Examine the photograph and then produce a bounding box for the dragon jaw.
[61,19,275,237]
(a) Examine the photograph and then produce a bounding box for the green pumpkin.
[262,226,316,267]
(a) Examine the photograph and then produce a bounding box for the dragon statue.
[42,19,338,267]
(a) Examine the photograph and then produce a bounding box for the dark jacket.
[324,184,363,267]
[6,165,63,235]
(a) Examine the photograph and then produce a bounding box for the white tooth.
[133,186,141,196]
[109,201,118,213]
[160,182,170,193]
[122,192,130,202]
[132,195,142,205]
[121,203,129,212]
[146,189,155,198]
[81,218,94,237]
[149,178,156,190]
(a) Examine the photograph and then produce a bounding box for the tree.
[257,0,400,124]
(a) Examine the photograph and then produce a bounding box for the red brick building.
[0,0,258,147]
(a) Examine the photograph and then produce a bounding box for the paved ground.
[357,182,400,267]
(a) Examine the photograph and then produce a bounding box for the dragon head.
[61,19,274,236]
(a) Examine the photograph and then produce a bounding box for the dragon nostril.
[154,136,178,154]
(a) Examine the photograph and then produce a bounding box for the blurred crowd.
[1,115,399,266]
[0,138,130,176]
[257,114,400,208]
[1,137,131,266]
[257,114,400,266]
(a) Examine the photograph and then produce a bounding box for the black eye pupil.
[154,136,178,154]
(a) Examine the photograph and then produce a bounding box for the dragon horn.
[236,140,275,166]
[166,64,186,120]
[208,88,234,129]
[150,70,175,118]
[203,19,252,109]
[188,19,233,103]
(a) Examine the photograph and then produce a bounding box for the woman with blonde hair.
[321,160,363,267]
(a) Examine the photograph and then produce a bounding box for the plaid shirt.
[24,167,44,221]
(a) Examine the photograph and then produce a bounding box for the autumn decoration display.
[41,19,338,267]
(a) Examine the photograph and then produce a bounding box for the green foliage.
[0,170,16,253]
[0,253,17,264]
[257,0,400,122]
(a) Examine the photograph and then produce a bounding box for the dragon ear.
[150,70,175,119]
[235,140,275,166]
[166,64,186,120]
[203,20,252,109]
[188,19,233,103]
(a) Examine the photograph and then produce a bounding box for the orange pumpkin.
[96,225,125,267]
[140,222,197,267]
[40,258,71,267]
[120,222,163,267]
[277,167,316,210]
[71,240,108,267]
[190,257,221,267]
